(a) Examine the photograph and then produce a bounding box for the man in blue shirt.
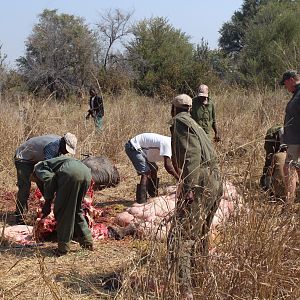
[14,132,77,224]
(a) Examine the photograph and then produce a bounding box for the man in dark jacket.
[86,87,104,130]
[14,133,77,224]
[168,94,222,300]
[34,156,93,256]
[280,70,300,203]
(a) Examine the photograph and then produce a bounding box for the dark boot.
[136,184,147,203]
[147,177,160,197]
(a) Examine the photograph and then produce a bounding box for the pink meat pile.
[2,225,35,246]
[115,181,242,240]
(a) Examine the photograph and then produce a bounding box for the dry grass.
[0,87,300,299]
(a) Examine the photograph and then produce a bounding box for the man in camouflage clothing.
[168,94,222,300]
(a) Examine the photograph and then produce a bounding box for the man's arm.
[211,104,221,142]
[43,139,61,160]
[34,161,56,202]
[163,156,179,180]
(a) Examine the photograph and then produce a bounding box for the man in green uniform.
[191,84,221,142]
[168,94,222,300]
[34,156,93,256]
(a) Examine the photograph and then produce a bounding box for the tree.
[96,9,133,72]
[219,0,269,56]
[0,44,7,95]
[17,9,99,98]
[238,0,300,86]
[127,17,194,97]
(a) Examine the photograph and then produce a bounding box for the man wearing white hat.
[191,84,221,142]
[14,132,77,224]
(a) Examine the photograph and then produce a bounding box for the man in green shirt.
[168,94,222,300]
[34,156,93,256]
[191,84,221,142]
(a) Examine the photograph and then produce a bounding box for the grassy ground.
[0,88,300,299]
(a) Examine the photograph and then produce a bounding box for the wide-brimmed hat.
[172,94,192,108]
[198,84,209,97]
[280,70,299,85]
[63,133,77,154]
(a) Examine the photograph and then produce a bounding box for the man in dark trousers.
[14,133,77,224]
[34,156,94,256]
[86,87,104,130]
[168,94,222,300]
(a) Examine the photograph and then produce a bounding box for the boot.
[136,184,147,204]
[147,177,160,197]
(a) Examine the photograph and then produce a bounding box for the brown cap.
[198,84,209,97]
[172,94,192,108]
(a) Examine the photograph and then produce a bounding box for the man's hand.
[41,200,52,218]
[184,190,195,205]
[214,135,221,142]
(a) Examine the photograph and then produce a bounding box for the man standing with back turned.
[280,70,300,204]
[168,94,222,300]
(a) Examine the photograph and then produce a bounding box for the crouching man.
[168,94,223,300]
[34,156,93,256]
[125,133,179,203]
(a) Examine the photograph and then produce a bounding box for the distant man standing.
[86,87,104,130]
[280,70,300,203]
[169,94,222,300]
[191,84,221,142]
[125,133,179,203]
[14,133,77,224]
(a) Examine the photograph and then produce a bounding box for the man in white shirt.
[125,133,179,203]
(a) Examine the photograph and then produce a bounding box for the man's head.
[171,94,192,116]
[198,84,209,97]
[60,133,77,155]
[89,87,97,97]
[280,70,300,93]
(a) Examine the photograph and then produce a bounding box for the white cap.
[63,133,77,154]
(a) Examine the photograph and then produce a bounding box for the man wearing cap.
[34,156,93,256]
[191,84,221,142]
[14,133,77,224]
[168,94,222,300]
[280,70,300,203]
[125,133,179,203]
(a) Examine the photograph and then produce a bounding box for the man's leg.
[14,160,34,223]
[73,179,93,249]
[284,145,300,203]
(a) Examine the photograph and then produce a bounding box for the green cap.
[280,70,298,85]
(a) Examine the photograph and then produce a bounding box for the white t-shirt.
[130,133,172,162]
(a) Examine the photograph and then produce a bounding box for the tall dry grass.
[0,87,299,299]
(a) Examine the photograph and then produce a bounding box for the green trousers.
[167,187,221,293]
[54,160,93,252]
[14,159,44,217]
